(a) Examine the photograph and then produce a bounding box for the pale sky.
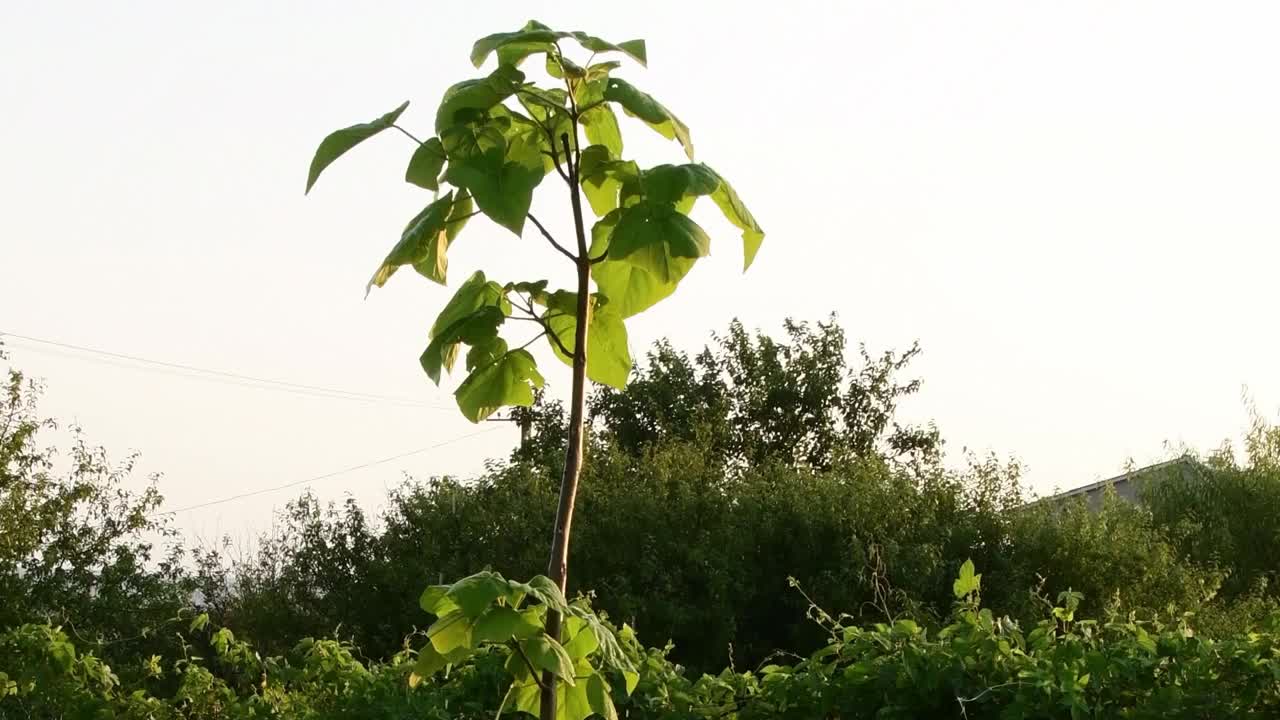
[2,1,1277,541]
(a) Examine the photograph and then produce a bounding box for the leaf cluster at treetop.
[305,19,764,423]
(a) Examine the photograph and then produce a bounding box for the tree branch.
[561,134,580,185]
[513,643,551,692]
[445,210,480,225]
[515,333,547,353]
[588,250,609,265]
[393,124,425,146]
[527,214,577,262]
[542,322,574,358]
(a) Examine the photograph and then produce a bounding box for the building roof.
[1031,456,1199,508]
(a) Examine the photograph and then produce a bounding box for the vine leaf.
[306,101,409,193]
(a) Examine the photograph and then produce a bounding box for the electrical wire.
[148,426,504,516]
[0,330,453,409]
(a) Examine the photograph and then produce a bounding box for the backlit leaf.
[404,137,446,190]
[471,22,646,69]
[366,191,457,293]
[444,120,544,235]
[704,167,765,269]
[472,605,543,644]
[544,292,632,390]
[520,634,577,686]
[604,79,693,159]
[589,210,693,318]
[587,673,618,720]
[455,349,544,422]
[446,571,513,618]
[419,585,459,617]
[427,610,472,654]
[419,306,504,385]
[953,558,982,599]
[582,104,623,158]
[608,201,710,276]
[434,66,525,134]
[306,101,409,193]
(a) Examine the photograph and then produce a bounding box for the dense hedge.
[4,566,1279,719]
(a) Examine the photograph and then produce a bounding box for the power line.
[149,427,504,516]
[0,331,453,409]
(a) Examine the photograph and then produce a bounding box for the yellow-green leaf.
[544,293,632,390]
[454,349,544,422]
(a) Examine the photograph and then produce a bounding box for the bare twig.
[515,333,547,353]
[393,124,426,146]
[527,214,577,262]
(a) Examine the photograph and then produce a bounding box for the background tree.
[589,316,941,469]
[0,344,189,678]
[305,20,764,717]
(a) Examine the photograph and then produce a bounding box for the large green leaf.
[543,292,632,390]
[445,571,514,618]
[454,349,544,422]
[563,619,599,659]
[520,634,577,686]
[513,660,605,720]
[608,201,711,278]
[570,610,637,677]
[420,306,504,385]
[366,191,458,293]
[413,187,474,282]
[507,575,570,614]
[422,272,511,384]
[703,167,765,269]
[444,120,544,235]
[587,673,619,720]
[589,211,692,318]
[419,585,459,616]
[579,146,639,218]
[465,336,507,373]
[411,643,447,683]
[582,104,623,158]
[306,101,408,194]
[472,605,543,644]
[426,610,472,654]
[404,137,446,190]
[429,271,511,339]
[636,164,719,206]
[471,21,646,69]
[603,79,693,159]
[623,164,765,270]
[434,66,525,134]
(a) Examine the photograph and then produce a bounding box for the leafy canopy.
[306,20,764,422]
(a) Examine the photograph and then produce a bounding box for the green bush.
[5,565,1280,719]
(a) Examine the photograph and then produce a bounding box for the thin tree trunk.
[541,135,591,720]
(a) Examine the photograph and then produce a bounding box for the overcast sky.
[2,1,1277,541]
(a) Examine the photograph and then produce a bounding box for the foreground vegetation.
[3,318,1280,717]
[5,565,1280,719]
